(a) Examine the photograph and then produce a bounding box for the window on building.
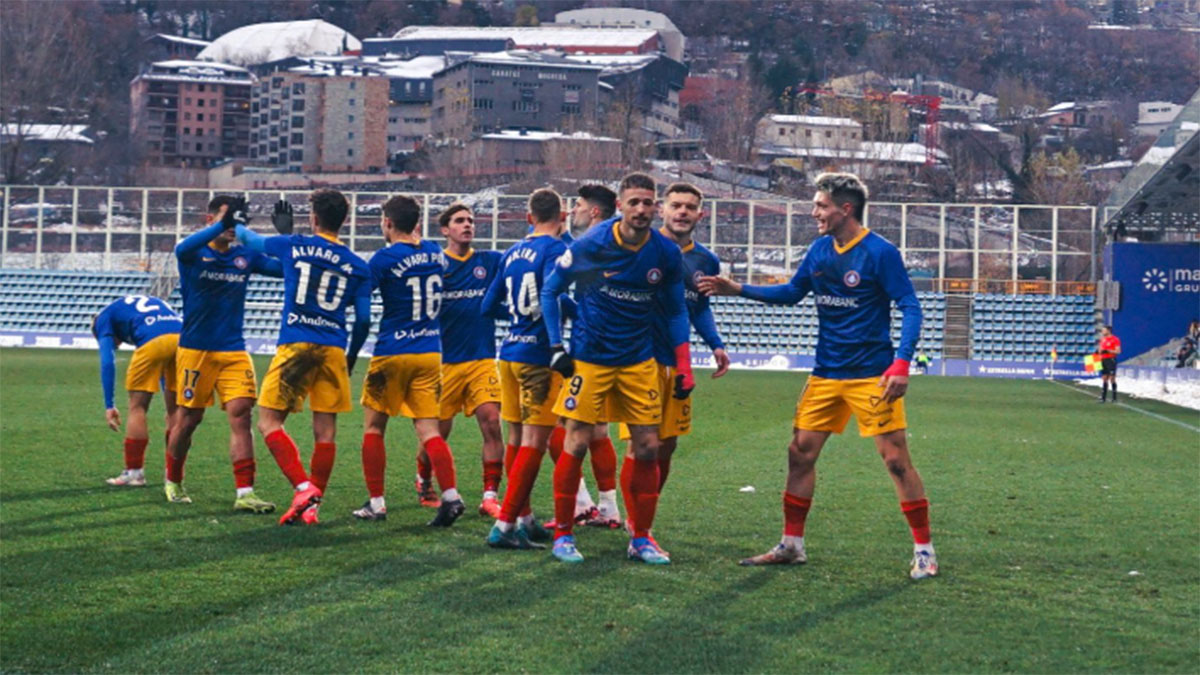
[805,129,812,137]
[195,143,202,151]
[388,117,398,123]
[250,148,258,158]
[290,149,303,161]
[474,98,493,110]
[185,97,192,105]
[348,98,355,106]
[197,99,204,107]
[210,99,216,107]
[779,128,785,136]
[272,77,282,89]
[562,103,580,114]
[184,112,192,121]
[825,130,832,138]
[208,142,216,151]
[347,148,354,157]
[270,109,279,121]
[512,100,539,113]
[348,115,354,122]
[183,127,190,134]
[291,133,303,144]
[198,84,205,92]
[348,132,354,139]
[292,116,303,127]
[387,135,396,142]
[292,99,305,111]
[349,81,356,90]
[269,125,278,136]
[197,113,204,122]
[251,102,258,114]
[293,82,304,95]
[280,135,288,148]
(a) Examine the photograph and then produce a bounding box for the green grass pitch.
[2,347,1198,673]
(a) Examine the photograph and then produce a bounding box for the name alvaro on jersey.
[389,250,446,278]
[292,244,344,265]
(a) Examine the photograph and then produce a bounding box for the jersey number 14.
[505,272,540,320]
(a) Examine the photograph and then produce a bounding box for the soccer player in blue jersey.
[234,189,372,526]
[92,295,182,487]
[699,172,937,579]
[354,195,465,527]
[482,188,570,549]
[540,173,695,565]
[414,203,506,518]
[166,196,280,513]
[617,183,730,532]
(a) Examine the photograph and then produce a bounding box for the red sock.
[309,442,336,494]
[552,452,584,538]
[499,446,542,523]
[362,433,387,498]
[482,459,503,494]
[783,492,812,537]
[548,425,566,464]
[589,437,617,492]
[165,450,185,484]
[657,453,673,493]
[416,451,432,483]
[264,429,308,488]
[123,438,148,471]
[901,498,932,545]
[423,436,457,493]
[619,455,636,531]
[232,458,255,489]
[629,458,660,538]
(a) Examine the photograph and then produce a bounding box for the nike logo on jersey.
[603,270,619,278]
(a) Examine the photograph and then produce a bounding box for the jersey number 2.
[294,261,346,311]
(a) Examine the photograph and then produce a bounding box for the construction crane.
[795,86,943,166]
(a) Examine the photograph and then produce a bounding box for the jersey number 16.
[405,275,443,321]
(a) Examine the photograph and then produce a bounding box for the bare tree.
[0,1,99,183]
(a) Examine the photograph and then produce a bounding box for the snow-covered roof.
[1046,101,1076,113]
[198,20,360,66]
[391,25,658,49]
[152,34,211,48]
[938,121,1001,133]
[463,50,604,71]
[0,124,93,144]
[767,115,861,128]
[481,130,619,143]
[760,141,945,165]
[152,59,249,73]
[555,8,680,33]
[1086,159,1135,171]
[378,55,447,79]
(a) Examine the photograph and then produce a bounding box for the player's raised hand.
[711,348,731,378]
[105,407,121,432]
[549,345,575,378]
[221,197,249,230]
[697,275,741,297]
[272,199,295,234]
[878,359,910,403]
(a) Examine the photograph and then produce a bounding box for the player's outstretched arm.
[696,275,741,296]
[96,335,120,430]
[346,281,373,375]
[174,217,227,262]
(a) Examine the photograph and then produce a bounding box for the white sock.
[518,514,535,527]
[482,490,498,501]
[915,542,935,555]
[441,487,460,502]
[781,535,804,550]
[296,481,312,492]
[130,468,145,477]
[598,489,620,517]
[495,519,514,532]
[370,496,386,512]
[576,478,595,510]
[235,486,254,498]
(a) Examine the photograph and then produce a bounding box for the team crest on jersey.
[564,396,577,411]
[182,387,194,401]
[843,270,861,287]
[558,250,573,268]
[233,256,248,270]
[647,268,663,284]
[473,265,487,279]
[692,270,704,285]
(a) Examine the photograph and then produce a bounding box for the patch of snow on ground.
[1074,373,1200,411]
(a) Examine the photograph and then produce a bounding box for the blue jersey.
[440,247,503,364]
[542,218,688,367]
[370,239,446,356]
[176,225,278,351]
[93,295,181,347]
[742,230,921,379]
[263,233,371,348]
[483,234,568,366]
[651,237,725,366]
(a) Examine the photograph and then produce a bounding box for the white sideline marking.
[1050,380,1200,433]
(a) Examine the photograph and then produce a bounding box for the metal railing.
[0,185,1099,295]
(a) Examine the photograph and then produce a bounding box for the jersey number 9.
[294,260,347,311]
[405,274,443,321]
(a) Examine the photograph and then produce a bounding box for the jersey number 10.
[294,260,347,311]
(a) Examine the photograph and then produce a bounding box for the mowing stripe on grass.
[1050,379,1200,433]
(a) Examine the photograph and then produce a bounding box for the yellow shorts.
[618,362,690,440]
[176,347,257,409]
[555,358,660,426]
[361,352,442,419]
[440,359,501,420]
[794,375,907,437]
[499,360,563,427]
[258,342,352,414]
[126,333,179,395]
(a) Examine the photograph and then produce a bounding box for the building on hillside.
[130,60,254,168]
[1039,100,1117,129]
[379,26,662,57]
[565,53,688,141]
[1136,101,1184,137]
[249,68,388,173]
[362,35,513,58]
[553,8,685,62]
[143,34,211,62]
[427,129,621,184]
[430,51,602,140]
[756,114,863,151]
[197,19,360,72]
